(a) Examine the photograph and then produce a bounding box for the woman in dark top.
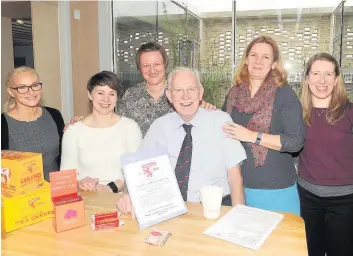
[1,66,64,181]
[298,53,353,256]
[222,36,305,215]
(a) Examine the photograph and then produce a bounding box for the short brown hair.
[234,36,287,86]
[135,42,168,71]
[87,71,122,97]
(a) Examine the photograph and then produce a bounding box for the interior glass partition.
[341,0,353,99]
[113,0,202,91]
[112,0,351,104]
[235,1,339,95]
[332,2,344,65]
[113,1,158,90]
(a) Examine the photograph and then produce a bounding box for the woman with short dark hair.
[60,71,142,193]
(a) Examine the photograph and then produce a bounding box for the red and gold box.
[1,151,44,197]
[49,170,85,232]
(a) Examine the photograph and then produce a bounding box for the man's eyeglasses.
[10,82,43,94]
[171,87,200,96]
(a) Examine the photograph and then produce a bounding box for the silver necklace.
[316,109,326,116]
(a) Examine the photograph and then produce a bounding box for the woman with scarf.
[222,36,305,215]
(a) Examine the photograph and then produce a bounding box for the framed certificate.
[121,149,188,229]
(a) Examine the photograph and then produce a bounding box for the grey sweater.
[3,108,61,181]
[224,86,305,189]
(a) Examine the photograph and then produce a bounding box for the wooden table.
[2,191,308,256]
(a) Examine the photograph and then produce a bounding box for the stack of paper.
[203,205,284,250]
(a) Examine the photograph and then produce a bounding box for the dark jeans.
[298,184,353,256]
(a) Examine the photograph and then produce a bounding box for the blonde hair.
[300,52,349,125]
[3,66,39,112]
[234,36,287,87]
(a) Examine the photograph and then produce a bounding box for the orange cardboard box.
[1,150,44,197]
[1,182,54,232]
[49,170,85,232]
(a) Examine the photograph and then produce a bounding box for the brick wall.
[114,7,353,98]
[202,15,333,71]
[201,12,353,97]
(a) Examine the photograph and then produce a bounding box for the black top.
[223,86,305,189]
[1,107,65,169]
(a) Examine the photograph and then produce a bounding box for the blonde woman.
[60,71,142,193]
[222,36,305,215]
[298,53,353,256]
[1,66,64,181]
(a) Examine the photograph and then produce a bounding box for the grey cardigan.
[223,86,305,189]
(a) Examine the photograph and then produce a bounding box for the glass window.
[235,1,340,94]
[342,0,353,100]
[113,1,158,90]
[195,0,234,108]
[332,2,343,65]
[112,0,351,103]
[157,1,185,71]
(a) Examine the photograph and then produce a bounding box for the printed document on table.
[122,148,187,229]
[203,205,283,250]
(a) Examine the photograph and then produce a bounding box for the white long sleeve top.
[60,117,142,184]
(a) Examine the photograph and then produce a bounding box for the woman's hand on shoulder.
[222,121,257,143]
[200,100,217,111]
[64,116,84,131]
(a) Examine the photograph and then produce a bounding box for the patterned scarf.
[226,73,278,167]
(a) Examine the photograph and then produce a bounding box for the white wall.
[13,46,34,67]
[31,1,62,111]
[58,1,74,122]
[1,17,14,111]
[98,1,113,71]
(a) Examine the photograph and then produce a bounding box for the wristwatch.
[107,182,119,193]
[255,132,262,145]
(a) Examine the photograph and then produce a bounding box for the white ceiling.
[114,0,345,17]
[187,0,343,13]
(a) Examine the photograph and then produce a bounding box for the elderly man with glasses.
[117,67,247,217]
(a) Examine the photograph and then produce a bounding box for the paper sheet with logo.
[203,205,284,250]
[122,149,188,229]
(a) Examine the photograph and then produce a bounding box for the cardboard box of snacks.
[50,170,85,232]
[1,182,54,232]
[1,150,44,197]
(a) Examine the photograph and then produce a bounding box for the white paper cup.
[200,186,223,219]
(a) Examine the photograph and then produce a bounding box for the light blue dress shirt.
[141,108,247,202]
